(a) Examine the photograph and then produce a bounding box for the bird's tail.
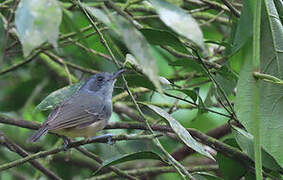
[27,126,49,142]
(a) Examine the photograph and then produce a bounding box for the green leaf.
[172,89,198,102]
[34,81,84,112]
[235,0,283,166]
[232,126,283,171]
[214,66,238,96]
[205,40,232,56]
[232,0,254,54]
[169,59,204,73]
[124,74,155,90]
[150,0,205,51]
[216,139,247,180]
[86,6,162,92]
[192,172,222,180]
[274,0,283,22]
[15,0,62,56]
[93,151,164,175]
[146,104,214,160]
[140,28,188,53]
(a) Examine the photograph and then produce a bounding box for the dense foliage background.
[0,0,282,179]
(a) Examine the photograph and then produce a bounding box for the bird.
[28,69,126,146]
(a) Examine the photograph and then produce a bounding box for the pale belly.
[51,120,107,139]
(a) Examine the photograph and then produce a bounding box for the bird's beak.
[112,69,127,80]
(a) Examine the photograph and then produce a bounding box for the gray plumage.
[28,70,125,142]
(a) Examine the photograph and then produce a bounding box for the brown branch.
[0,133,162,172]
[0,115,251,167]
[220,0,240,17]
[161,46,221,69]
[0,51,41,75]
[114,102,144,122]
[75,147,138,180]
[43,51,99,74]
[0,131,62,180]
[92,165,218,180]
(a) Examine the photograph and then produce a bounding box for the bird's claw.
[90,134,115,145]
[63,137,71,151]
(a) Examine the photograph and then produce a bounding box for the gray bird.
[28,69,126,144]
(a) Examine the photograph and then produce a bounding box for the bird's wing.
[44,91,105,131]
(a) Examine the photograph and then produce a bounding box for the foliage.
[0,0,282,180]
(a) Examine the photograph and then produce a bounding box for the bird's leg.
[89,134,115,145]
[62,136,71,151]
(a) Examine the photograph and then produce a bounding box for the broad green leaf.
[214,66,238,96]
[150,0,205,51]
[232,126,282,171]
[140,28,188,53]
[169,59,204,73]
[232,0,254,54]
[93,151,164,175]
[124,74,155,90]
[274,0,283,22]
[235,0,283,166]
[172,89,198,102]
[216,139,247,180]
[171,88,207,115]
[146,104,214,160]
[113,16,162,92]
[124,54,171,89]
[85,7,111,27]
[260,0,283,165]
[86,6,162,92]
[15,0,62,56]
[34,81,84,112]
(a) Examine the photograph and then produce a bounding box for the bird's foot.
[89,134,115,145]
[62,137,71,151]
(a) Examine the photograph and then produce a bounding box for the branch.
[0,133,162,172]
[220,0,240,17]
[0,131,62,180]
[43,51,99,74]
[185,0,230,13]
[161,46,221,69]
[0,115,251,166]
[75,147,138,180]
[91,165,218,180]
[0,51,41,75]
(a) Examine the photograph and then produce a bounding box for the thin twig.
[43,51,99,74]
[163,92,232,118]
[0,131,62,180]
[192,49,236,118]
[0,51,41,75]
[76,147,138,180]
[220,0,240,17]
[161,46,221,69]
[90,165,218,180]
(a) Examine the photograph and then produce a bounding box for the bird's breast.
[51,120,107,139]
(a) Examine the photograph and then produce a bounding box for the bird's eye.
[97,76,104,82]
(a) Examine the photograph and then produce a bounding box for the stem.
[252,0,262,178]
